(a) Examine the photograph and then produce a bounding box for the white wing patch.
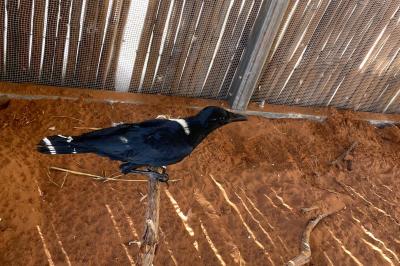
[119,136,129,143]
[58,135,74,143]
[43,137,56,154]
[169,119,190,135]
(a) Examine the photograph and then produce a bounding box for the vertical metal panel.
[254,0,400,114]
[218,0,264,99]
[229,0,290,110]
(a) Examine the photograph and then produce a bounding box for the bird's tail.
[37,135,90,155]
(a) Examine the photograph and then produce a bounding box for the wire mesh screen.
[0,0,263,99]
[254,0,400,114]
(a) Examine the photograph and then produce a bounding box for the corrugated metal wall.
[0,0,263,98]
[254,0,400,114]
[1,0,400,114]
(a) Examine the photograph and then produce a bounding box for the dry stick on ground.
[330,141,358,166]
[286,208,344,266]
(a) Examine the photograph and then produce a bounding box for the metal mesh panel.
[254,0,400,114]
[0,0,262,100]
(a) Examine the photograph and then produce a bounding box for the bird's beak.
[228,112,247,122]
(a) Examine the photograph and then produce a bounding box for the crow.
[37,106,247,182]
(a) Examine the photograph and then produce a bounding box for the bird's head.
[185,106,247,147]
[196,106,247,129]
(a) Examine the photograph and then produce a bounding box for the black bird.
[37,106,247,181]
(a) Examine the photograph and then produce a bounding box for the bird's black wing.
[72,119,193,166]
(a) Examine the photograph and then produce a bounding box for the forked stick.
[286,208,344,266]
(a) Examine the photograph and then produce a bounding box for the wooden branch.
[286,208,344,266]
[330,141,358,166]
[137,167,162,266]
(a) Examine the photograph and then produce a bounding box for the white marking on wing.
[169,119,190,135]
[43,137,56,154]
[119,136,129,143]
[58,135,73,142]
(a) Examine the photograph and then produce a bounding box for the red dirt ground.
[0,95,399,265]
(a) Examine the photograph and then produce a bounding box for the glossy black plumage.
[37,106,246,174]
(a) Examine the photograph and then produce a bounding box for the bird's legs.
[120,163,169,183]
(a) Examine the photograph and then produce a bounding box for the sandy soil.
[0,95,399,265]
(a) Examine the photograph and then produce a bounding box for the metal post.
[228,0,289,110]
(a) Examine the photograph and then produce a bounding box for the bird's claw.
[148,171,169,183]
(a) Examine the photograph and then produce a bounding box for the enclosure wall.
[254,0,400,114]
[0,0,263,99]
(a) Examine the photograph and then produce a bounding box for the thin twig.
[286,208,345,266]
[49,166,181,183]
[47,172,61,188]
[51,116,84,123]
[50,166,106,179]
[61,173,68,188]
[140,194,148,202]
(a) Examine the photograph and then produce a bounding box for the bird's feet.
[146,170,169,183]
[121,167,169,184]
